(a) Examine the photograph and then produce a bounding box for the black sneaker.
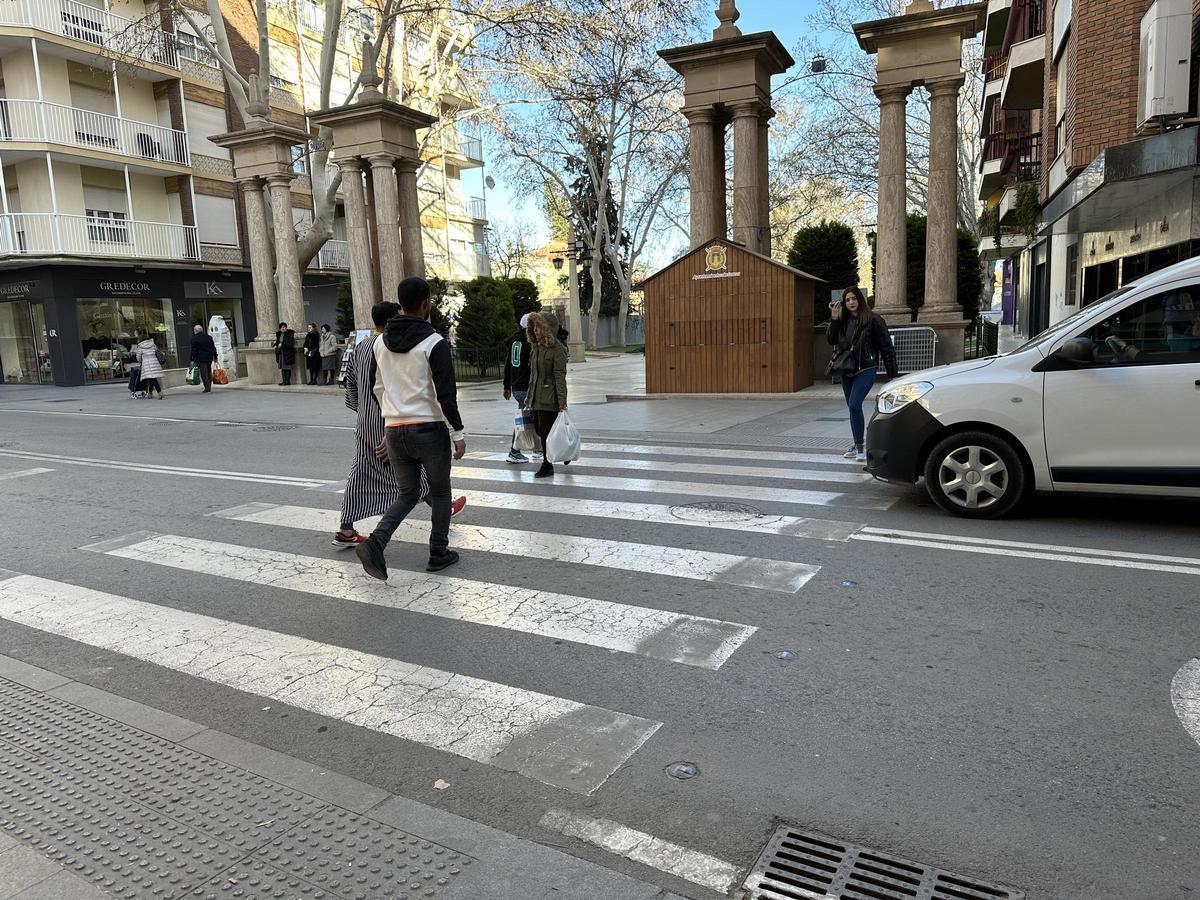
[356,538,388,581]
[427,550,460,572]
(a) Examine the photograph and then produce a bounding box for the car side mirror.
[1033,336,1096,372]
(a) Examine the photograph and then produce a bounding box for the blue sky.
[482,0,828,246]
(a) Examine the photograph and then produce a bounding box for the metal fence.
[889,326,937,374]
[964,318,1000,359]
[450,346,506,382]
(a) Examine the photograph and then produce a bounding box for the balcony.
[982,0,1013,51]
[315,239,349,270]
[1000,0,1045,110]
[468,196,486,220]
[0,0,179,70]
[0,99,189,167]
[0,213,199,261]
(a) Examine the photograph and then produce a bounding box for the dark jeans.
[510,390,527,450]
[534,409,558,456]
[143,377,161,394]
[371,423,453,555]
[841,366,876,450]
[195,360,212,391]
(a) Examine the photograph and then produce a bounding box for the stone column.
[240,177,276,344]
[337,157,378,324]
[566,252,586,363]
[684,108,717,247]
[368,153,403,304]
[730,100,762,252]
[266,174,304,333]
[874,84,910,317]
[396,157,426,279]
[757,106,773,255]
[923,76,965,314]
[712,116,727,240]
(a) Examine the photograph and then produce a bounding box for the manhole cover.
[664,761,699,780]
[670,501,763,523]
[744,825,1025,899]
[253,424,298,432]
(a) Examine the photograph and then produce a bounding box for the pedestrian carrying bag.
[211,367,229,386]
[185,364,201,385]
[155,348,167,365]
[513,410,539,452]
[545,412,580,463]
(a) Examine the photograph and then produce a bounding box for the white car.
[866,255,1200,518]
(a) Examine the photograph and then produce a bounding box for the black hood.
[382,314,436,353]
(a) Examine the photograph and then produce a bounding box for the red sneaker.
[450,496,467,518]
[332,531,368,549]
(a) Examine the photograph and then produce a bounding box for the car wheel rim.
[937,445,1008,509]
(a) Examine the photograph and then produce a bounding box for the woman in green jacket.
[525,311,568,478]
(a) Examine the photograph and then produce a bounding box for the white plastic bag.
[545,411,580,463]
[514,410,539,451]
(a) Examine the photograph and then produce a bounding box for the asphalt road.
[0,382,1197,900]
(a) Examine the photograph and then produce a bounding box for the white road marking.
[539,809,741,893]
[213,502,820,593]
[469,452,873,484]
[1171,659,1200,748]
[854,528,1200,576]
[447,465,898,511]
[582,441,860,466]
[0,408,353,430]
[0,449,329,488]
[0,468,53,482]
[0,571,660,794]
[83,531,756,669]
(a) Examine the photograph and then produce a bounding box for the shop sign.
[0,279,46,301]
[81,280,157,298]
[184,281,243,299]
[692,243,741,282]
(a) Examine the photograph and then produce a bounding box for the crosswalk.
[4,437,1194,801]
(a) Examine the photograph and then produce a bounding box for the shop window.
[78,298,177,381]
[1064,242,1078,306]
[1085,288,1200,365]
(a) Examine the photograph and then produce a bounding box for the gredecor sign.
[692,243,741,281]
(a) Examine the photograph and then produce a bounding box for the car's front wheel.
[923,431,1027,519]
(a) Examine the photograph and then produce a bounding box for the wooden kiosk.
[641,237,818,393]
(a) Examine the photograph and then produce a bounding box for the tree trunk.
[616,282,629,348]
[587,256,601,350]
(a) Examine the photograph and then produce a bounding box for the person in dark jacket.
[302,322,322,385]
[273,323,296,385]
[526,311,568,479]
[503,313,533,464]
[355,277,466,581]
[189,324,217,393]
[827,286,898,462]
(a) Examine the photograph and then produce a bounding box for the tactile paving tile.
[0,677,474,899]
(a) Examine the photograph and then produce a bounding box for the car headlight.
[876,381,933,414]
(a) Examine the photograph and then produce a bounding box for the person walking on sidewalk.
[334,300,466,551]
[827,286,897,462]
[356,278,467,580]
[189,324,217,393]
[274,323,296,385]
[303,323,322,385]
[133,332,166,400]
[503,313,533,464]
[526,311,568,479]
[319,324,339,385]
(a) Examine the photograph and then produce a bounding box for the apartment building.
[0,0,490,387]
[979,0,1200,337]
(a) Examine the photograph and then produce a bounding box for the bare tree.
[485,216,539,278]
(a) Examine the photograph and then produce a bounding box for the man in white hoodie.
[357,277,466,580]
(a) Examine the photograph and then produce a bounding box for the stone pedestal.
[244,345,281,387]
[922,313,970,367]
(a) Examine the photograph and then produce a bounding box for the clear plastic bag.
[545,412,580,463]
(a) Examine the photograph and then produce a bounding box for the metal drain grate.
[254,424,299,432]
[744,825,1025,900]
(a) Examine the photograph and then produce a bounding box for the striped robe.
[340,335,428,525]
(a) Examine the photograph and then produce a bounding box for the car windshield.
[1006,285,1139,355]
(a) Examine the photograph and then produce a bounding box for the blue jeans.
[841,367,877,450]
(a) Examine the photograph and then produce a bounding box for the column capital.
[394,155,421,174]
[264,172,295,188]
[873,83,911,104]
[365,152,398,168]
[235,176,264,189]
[926,75,966,97]
[682,106,717,125]
[727,98,763,119]
[758,105,776,124]
[334,156,364,174]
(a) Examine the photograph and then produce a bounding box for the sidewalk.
[0,655,687,900]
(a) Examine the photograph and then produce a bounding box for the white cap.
[519,313,530,328]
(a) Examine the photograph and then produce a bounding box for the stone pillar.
[712,116,727,239]
[337,157,378,323]
[757,106,773,255]
[368,153,403,304]
[684,108,718,247]
[266,174,304,384]
[921,75,969,362]
[396,157,425,279]
[874,84,910,317]
[730,100,762,252]
[239,177,279,384]
[566,252,585,363]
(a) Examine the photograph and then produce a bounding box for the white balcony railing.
[316,239,348,269]
[0,213,199,260]
[468,196,486,220]
[0,0,180,69]
[458,131,483,161]
[0,99,189,166]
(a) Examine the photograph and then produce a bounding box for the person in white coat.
[134,332,166,400]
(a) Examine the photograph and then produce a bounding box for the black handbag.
[825,348,854,376]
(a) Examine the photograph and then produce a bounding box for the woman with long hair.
[525,311,568,478]
[827,286,897,462]
[302,322,321,385]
